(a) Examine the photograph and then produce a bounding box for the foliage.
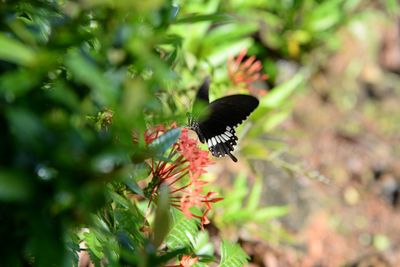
[0,0,368,266]
[214,174,288,226]
[219,241,249,267]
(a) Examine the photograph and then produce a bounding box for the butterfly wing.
[197,94,259,162]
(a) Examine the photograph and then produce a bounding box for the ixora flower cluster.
[227,48,269,96]
[144,123,223,226]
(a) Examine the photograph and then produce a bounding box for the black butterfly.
[188,77,259,162]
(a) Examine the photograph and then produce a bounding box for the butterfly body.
[189,78,259,162]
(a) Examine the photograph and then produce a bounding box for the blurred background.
[175,1,400,266]
[1,0,400,266]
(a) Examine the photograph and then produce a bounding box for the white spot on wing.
[225,131,232,137]
[208,139,212,147]
[221,133,229,140]
[211,137,217,146]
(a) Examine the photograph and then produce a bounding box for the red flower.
[166,255,199,267]
[144,124,168,144]
[144,124,222,227]
[180,190,223,226]
[179,255,199,267]
[177,128,211,175]
[227,48,268,96]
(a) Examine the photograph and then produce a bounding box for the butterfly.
[188,77,259,162]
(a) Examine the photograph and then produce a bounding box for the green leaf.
[0,33,36,66]
[83,230,104,267]
[152,247,190,266]
[195,262,211,267]
[109,191,131,209]
[219,241,249,267]
[113,201,145,247]
[246,177,262,211]
[124,179,144,196]
[192,231,214,258]
[202,23,258,49]
[206,38,253,66]
[0,69,41,98]
[152,185,171,248]
[166,209,198,250]
[218,173,248,212]
[230,0,270,9]
[0,170,32,202]
[306,0,344,32]
[252,206,289,222]
[216,172,288,225]
[65,50,117,106]
[262,108,292,132]
[46,82,81,111]
[6,107,43,148]
[260,72,305,109]
[124,162,151,190]
[175,14,234,24]
[149,127,182,156]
